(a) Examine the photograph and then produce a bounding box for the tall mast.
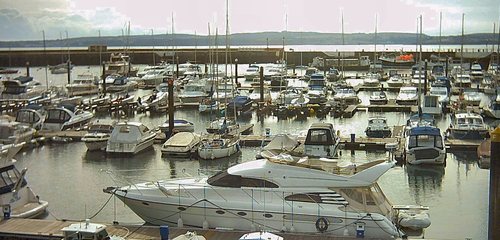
[98,30,102,65]
[374,14,378,66]
[439,12,442,58]
[493,23,496,52]
[341,11,345,77]
[171,13,175,64]
[66,31,70,62]
[43,30,48,90]
[152,29,155,65]
[418,15,423,115]
[460,13,464,73]
[225,0,229,75]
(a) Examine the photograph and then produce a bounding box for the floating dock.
[0,218,424,240]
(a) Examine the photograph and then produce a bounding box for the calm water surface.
[6,65,493,240]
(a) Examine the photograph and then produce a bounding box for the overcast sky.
[1,0,499,41]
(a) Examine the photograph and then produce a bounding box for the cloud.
[0,9,37,40]
[0,0,498,41]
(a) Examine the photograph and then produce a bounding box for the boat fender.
[315,217,329,232]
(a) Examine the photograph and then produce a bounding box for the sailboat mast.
[460,13,464,72]
[43,30,48,90]
[374,14,378,66]
[418,15,422,116]
[439,12,442,58]
[225,0,229,75]
[171,13,175,65]
[341,11,345,77]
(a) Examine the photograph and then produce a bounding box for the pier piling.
[167,78,175,139]
[234,58,239,85]
[101,62,106,94]
[260,66,264,103]
[25,61,30,77]
[489,126,500,239]
[67,61,71,84]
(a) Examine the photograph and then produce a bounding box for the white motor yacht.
[429,86,449,105]
[365,117,391,138]
[105,158,430,238]
[470,63,483,82]
[363,73,381,87]
[15,105,46,130]
[0,76,45,100]
[139,69,168,88]
[333,87,360,105]
[396,87,418,105]
[197,134,240,160]
[369,91,388,105]
[421,95,442,115]
[0,118,35,153]
[41,105,94,131]
[65,72,100,96]
[244,65,260,81]
[0,157,48,219]
[454,74,472,88]
[81,120,116,151]
[448,112,489,140]
[160,119,195,136]
[106,122,157,155]
[105,53,138,76]
[387,74,404,88]
[461,88,482,106]
[161,132,201,157]
[179,82,209,104]
[405,126,446,165]
[304,123,340,158]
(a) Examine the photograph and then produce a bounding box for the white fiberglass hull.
[110,186,401,239]
[106,137,155,155]
[198,140,240,160]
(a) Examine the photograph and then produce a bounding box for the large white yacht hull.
[112,189,401,239]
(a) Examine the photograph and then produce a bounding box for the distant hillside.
[1,31,499,48]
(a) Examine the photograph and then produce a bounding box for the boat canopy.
[409,126,441,136]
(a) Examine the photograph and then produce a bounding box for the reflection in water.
[451,151,479,177]
[405,164,445,205]
[163,152,242,178]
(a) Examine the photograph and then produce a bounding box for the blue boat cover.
[409,126,441,136]
[229,96,251,107]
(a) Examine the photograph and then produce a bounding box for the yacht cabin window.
[0,166,25,192]
[408,135,443,149]
[207,171,278,188]
[16,111,39,123]
[305,129,333,145]
[46,109,71,123]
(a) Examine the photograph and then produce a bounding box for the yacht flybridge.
[105,158,430,238]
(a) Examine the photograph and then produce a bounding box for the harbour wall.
[0,47,495,68]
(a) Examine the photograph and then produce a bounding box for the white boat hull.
[83,139,108,151]
[406,147,446,165]
[111,189,401,239]
[198,139,240,160]
[107,137,155,155]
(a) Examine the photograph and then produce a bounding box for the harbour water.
[5,65,495,240]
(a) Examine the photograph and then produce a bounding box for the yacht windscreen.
[207,171,278,188]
